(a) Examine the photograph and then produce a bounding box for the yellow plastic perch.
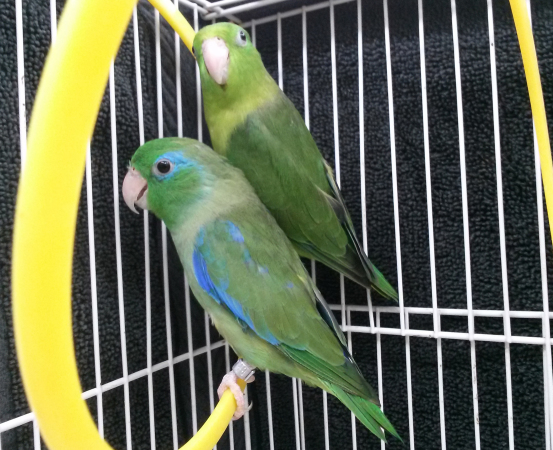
[11,0,551,449]
[11,0,241,449]
[509,0,553,245]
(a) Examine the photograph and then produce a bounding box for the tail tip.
[369,268,398,302]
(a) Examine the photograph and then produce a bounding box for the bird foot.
[217,359,256,421]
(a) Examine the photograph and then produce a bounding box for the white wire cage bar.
[3,0,553,449]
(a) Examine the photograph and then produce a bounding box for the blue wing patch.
[225,221,245,243]
[193,222,279,346]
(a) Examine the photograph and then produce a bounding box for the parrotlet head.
[193,23,269,99]
[122,138,221,228]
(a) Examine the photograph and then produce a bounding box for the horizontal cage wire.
[1,0,553,449]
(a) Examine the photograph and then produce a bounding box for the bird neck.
[168,178,250,256]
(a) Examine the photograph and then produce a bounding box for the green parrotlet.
[122,138,399,441]
[192,23,397,300]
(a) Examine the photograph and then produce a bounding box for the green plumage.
[127,138,400,442]
[193,23,398,300]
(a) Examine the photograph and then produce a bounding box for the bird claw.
[217,369,255,421]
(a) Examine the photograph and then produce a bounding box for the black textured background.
[1,0,553,449]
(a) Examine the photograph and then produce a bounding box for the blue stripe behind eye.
[193,229,279,346]
[154,151,200,180]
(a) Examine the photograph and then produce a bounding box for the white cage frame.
[2,0,552,449]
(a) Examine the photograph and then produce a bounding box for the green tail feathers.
[295,240,398,301]
[321,162,398,301]
[366,260,398,302]
[325,383,402,443]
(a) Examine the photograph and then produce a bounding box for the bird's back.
[221,92,397,299]
[225,94,347,254]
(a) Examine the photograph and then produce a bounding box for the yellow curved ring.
[11,0,240,449]
[11,0,551,449]
[509,0,553,245]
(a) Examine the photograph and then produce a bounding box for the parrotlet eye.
[154,159,174,176]
[236,30,247,47]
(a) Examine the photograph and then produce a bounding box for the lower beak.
[122,167,148,214]
[202,37,229,85]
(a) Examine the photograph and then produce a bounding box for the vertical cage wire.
[185,276,199,435]
[354,0,364,445]
[357,0,375,336]
[191,4,221,447]
[194,6,217,436]
[299,5,331,449]
[376,310,384,450]
[416,0,446,447]
[109,60,133,450]
[347,309,357,450]
[534,83,553,450]
[155,9,179,450]
[243,383,252,450]
[204,310,216,446]
[486,1,515,448]
[526,0,553,450]
[132,7,157,449]
[15,0,26,167]
[251,18,277,450]
[404,312,414,447]
[329,0,348,341]
[449,1,481,448]
[276,11,303,450]
[535,126,553,450]
[86,138,104,439]
[526,0,553,443]
[383,0,405,336]
[224,342,235,450]
[188,3,201,437]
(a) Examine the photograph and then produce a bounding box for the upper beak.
[202,37,229,85]
[122,167,148,214]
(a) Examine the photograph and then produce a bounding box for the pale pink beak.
[202,37,229,85]
[122,167,148,214]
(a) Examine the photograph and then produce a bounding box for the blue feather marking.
[154,151,200,180]
[192,248,211,293]
[224,221,252,264]
[225,221,244,243]
[223,221,253,265]
[193,225,279,345]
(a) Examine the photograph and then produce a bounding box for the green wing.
[226,94,345,254]
[192,208,376,400]
[225,93,397,299]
